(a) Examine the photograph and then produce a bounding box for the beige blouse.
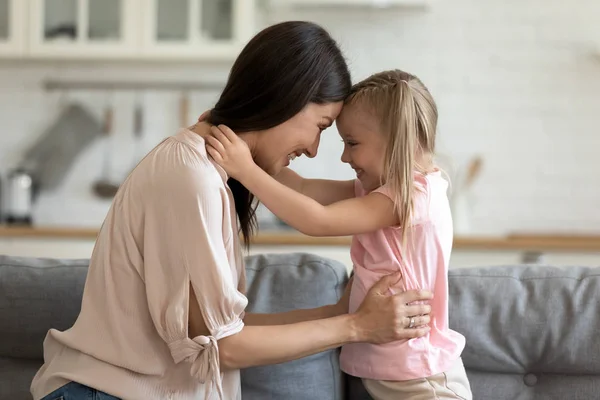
[31,129,248,400]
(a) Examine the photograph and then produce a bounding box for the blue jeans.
[40,382,120,400]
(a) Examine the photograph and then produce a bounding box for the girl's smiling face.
[336,103,387,191]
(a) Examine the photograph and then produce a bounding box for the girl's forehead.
[339,104,379,130]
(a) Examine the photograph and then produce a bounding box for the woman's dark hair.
[208,21,351,246]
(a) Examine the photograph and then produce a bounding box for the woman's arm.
[206,125,397,236]
[244,306,339,326]
[190,274,432,370]
[242,275,353,326]
[220,315,351,369]
[275,168,355,205]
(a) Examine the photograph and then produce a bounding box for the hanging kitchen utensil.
[462,156,483,190]
[19,99,101,192]
[451,156,483,235]
[129,93,145,171]
[179,92,189,128]
[93,105,119,198]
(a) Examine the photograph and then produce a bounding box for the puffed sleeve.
[141,147,248,399]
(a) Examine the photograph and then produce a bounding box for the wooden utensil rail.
[43,79,224,92]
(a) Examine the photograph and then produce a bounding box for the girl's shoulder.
[412,170,450,225]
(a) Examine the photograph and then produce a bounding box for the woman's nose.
[306,136,321,158]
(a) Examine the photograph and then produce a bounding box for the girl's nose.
[341,145,351,164]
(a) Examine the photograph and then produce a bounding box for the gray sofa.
[1,253,599,400]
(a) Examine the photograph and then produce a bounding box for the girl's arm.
[196,110,355,205]
[206,125,397,237]
[275,168,355,205]
[245,168,394,236]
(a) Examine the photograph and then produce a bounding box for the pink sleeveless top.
[340,172,465,381]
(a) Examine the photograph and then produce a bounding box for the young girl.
[205,69,472,400]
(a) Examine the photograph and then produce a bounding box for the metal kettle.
[4,168,37,225]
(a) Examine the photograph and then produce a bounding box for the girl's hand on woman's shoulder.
[206,124,257,180]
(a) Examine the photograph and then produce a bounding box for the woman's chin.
[259,158,289,176]
[265,164,283,176]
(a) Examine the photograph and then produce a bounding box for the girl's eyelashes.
[341,139,357,146]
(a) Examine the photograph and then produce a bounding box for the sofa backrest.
[348,265,600,400]
[448,265,600,400]
[0,256,89,400]
[2,254,600,400]
[241,252,348,400]
[0,253,348,400]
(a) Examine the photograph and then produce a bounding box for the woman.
[31,21,433,400]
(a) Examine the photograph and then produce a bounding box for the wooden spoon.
[179,92,189,128]
[93,106,119,198]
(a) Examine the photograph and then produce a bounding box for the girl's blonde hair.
[346,69,437,243]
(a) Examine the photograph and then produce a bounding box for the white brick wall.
[1,0,599,235]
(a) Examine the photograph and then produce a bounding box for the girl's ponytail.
[385,79,418,245]
[347,70,438,247]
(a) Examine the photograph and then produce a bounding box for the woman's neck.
[189,122,259,160]
[189,121,211,139]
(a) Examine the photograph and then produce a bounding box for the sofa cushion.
[241,252,348,400]
[450,265,600,400]
[0,253,348,400]
[347,265,600,400]
[0,255,88,359]
[0,357,42,400]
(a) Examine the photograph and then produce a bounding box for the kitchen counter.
[1,226,600,252]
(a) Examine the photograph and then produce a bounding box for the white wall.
[1,0,599,235]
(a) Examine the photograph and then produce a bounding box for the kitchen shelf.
[268,0,429,8]
[1,226,600,252]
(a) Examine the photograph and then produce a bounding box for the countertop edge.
[1,226,600,252]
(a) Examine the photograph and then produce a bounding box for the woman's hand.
[351,273,432,344]
[205,124,257,181]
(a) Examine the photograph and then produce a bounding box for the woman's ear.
[197,110,211,122]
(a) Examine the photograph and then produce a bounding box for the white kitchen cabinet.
[0,0,27,56]
[27,0,139,58]
[141,0,255,60]
[268,0,429,8]
[20,0,255,60]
